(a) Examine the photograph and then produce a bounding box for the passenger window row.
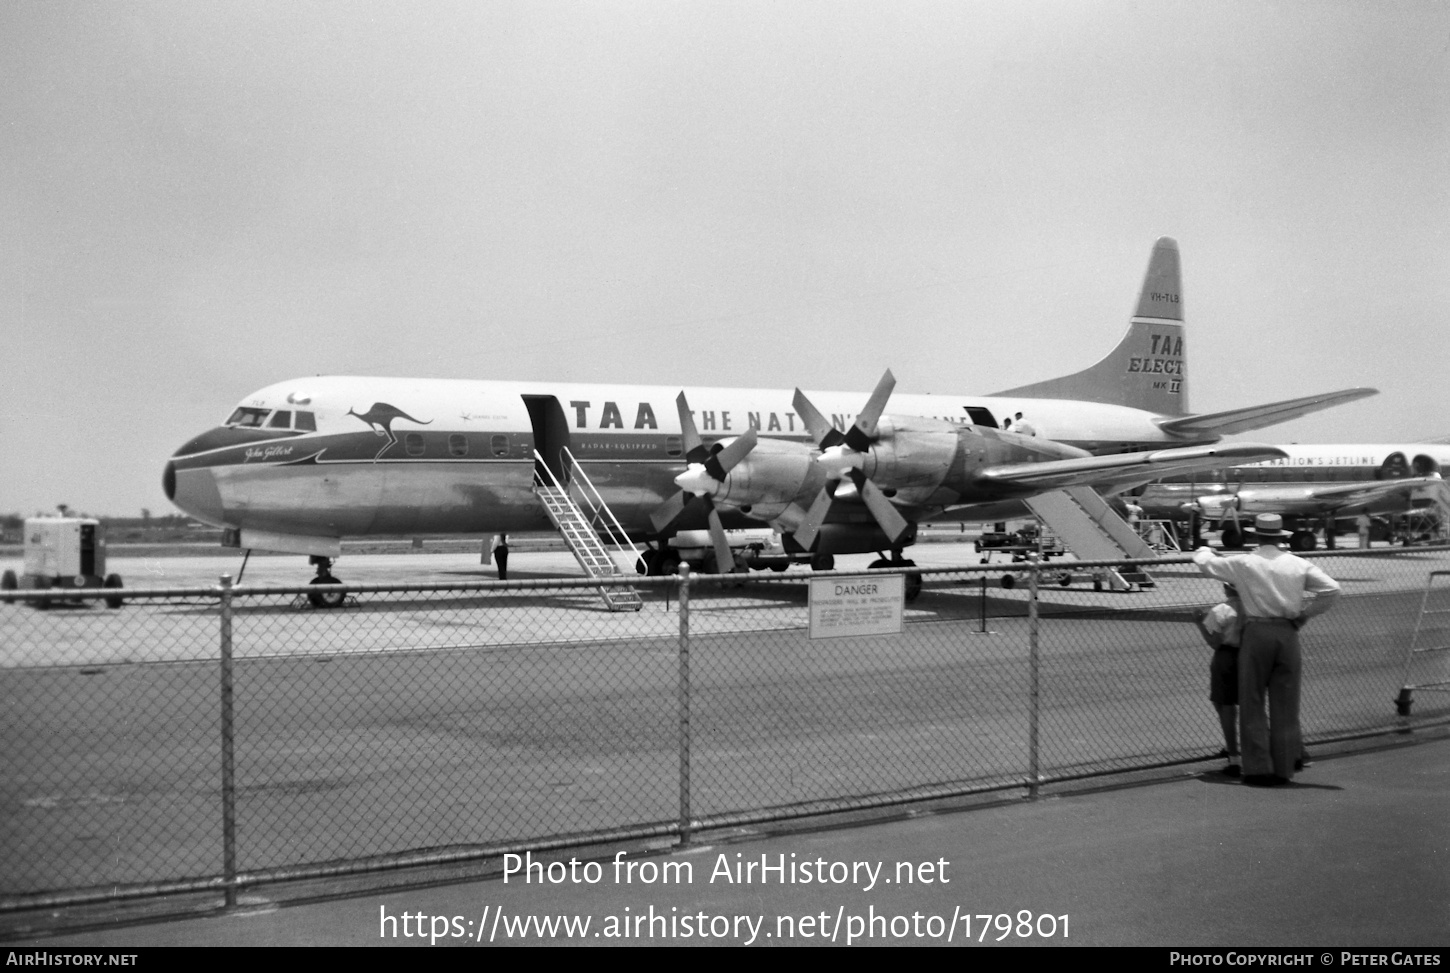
[403,433,512,458]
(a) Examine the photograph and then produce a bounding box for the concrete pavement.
[7,728,1448,947]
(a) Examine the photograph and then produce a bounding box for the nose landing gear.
[307,555,347,608]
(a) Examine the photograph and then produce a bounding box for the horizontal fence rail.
[3,547,1449,910]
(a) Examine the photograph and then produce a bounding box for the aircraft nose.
[165,458,227,526]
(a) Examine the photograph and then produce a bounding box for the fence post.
[218,573,238,907]
[676,564,692,845]
[1027,554,1041,798]
[979,575,987,633]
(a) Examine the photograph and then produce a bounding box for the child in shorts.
[1196,583,1242,776]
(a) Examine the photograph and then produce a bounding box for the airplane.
[163,237,1374,599]
[1135,444,1450,550]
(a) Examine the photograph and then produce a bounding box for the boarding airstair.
[533,449,644,612]
[1023,486,1157,591]
[1405,478,1450,545]
[1395,570,1450,716]
[1140,519,1182,552]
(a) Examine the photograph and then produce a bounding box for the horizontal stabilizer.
[1155,388,1377,439]
[978,443,1287,494]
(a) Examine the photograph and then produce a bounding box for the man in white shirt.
[1193,514,1341,785]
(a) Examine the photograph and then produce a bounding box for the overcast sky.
[3,1,1447,517]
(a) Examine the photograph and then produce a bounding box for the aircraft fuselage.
[165,375,1196,550]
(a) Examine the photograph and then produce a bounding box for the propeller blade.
[705,427,758,480]
[675,392,709,462]
[792,486,836,550]
[845,369,895,451]
[705,501,734,574]
[792,388,844,448]
[854,472,911,543]
[654,391,724,536]
[650,490,690,533]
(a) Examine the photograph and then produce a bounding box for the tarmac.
[5,726,1448,947]
[5,536,1448,948]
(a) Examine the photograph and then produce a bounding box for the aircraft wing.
[976,443,1288,494]
[1154,388,1378,439]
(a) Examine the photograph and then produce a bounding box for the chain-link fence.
[4,547,1448,908]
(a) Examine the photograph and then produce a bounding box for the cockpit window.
[268,410,293,429]
[294,411,316,432]
[227,407,271,428]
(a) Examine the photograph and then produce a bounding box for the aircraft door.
[522,395,572,485]
[963,406,999,428]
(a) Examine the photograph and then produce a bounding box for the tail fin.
[992,237,1188,416]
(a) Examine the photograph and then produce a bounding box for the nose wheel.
[307,556,347,609]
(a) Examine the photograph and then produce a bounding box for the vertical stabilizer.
[992,237,1189,417]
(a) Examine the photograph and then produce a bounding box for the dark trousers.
[1238,618,1302,779]
[494,549,508,580]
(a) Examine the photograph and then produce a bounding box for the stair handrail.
[557,447,644,569]
[532,449,567,494]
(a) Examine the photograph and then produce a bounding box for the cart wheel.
[103,573,125,609]
[1058,572,1073,587]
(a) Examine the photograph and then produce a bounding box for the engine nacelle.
[680,418,1097,535]
[833,416,961,505]
[937,424,1092,504]
[675,437,822,522]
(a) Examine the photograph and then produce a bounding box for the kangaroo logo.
[348,402,432,460]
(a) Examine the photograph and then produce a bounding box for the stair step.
[534,477,643,611]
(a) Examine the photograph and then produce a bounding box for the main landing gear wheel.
[810,553,835,571]
[1220,527,1244,549]
[640,547,683,577]
[1289,530,1317,552]
[868,557,922,602]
